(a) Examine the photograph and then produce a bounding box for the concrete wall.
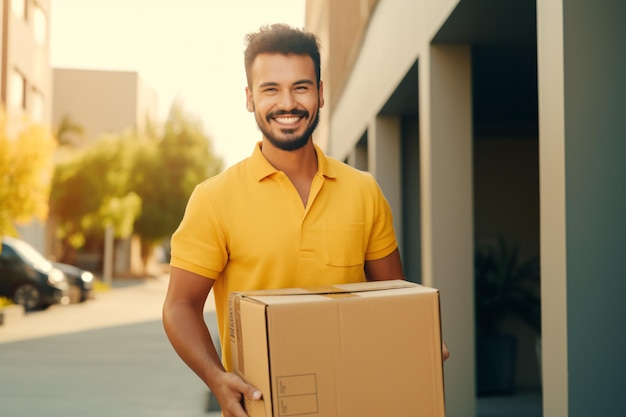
[538,0,626,415]
[52,69,140,142]
[420,44,474,417]
[305,0,380,151]
[3,0,52,123]
[52,68,158,145]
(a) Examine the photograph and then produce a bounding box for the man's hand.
[213,372,263,417]
[163,268,262,416]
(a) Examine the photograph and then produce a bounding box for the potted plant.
[475,236,540,395]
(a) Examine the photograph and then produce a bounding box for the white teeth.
[275,116,300,124]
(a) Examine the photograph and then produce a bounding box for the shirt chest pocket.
[324,223,365,267]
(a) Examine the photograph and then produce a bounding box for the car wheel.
[13,283,42,311]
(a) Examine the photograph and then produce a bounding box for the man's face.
[246,53,324,151]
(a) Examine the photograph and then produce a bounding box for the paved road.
[0,274,222,417]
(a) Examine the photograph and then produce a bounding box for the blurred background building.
[1,0,52,252]
[306,0,626,416]
[1,0,51,123]
[52,68,158,150]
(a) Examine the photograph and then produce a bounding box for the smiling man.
[247,52,321,152]
[162,24,444,417]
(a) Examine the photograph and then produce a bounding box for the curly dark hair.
[244,23,321,89]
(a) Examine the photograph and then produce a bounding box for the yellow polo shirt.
[170,142,398,368]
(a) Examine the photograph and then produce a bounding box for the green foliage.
[50,131,143,246]
[0,110,56,236]
[54,114,85,147]
[131,104,223,246]
[49,104,223,257]
[475,237,541,336]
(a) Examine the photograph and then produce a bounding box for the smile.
[267,110,309,126]
[274,116,302,125]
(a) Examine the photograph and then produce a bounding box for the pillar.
[537,1,626,416]
[419,44,475,417]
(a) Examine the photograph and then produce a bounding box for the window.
[0,245,19,265]
[33,4,47,44]
[30,89,45,122]
[8,70,26,110]
[11,0,26,19]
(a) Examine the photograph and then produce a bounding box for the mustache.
[266,109,309,121]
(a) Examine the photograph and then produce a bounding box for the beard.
[255,108,320,152]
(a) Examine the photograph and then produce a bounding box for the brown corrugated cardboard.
[229,280,445,417]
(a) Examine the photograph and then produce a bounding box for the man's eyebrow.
[258,81,279,89]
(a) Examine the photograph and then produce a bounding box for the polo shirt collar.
[250,141,338,181]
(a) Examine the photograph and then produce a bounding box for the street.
[0,274,221,417]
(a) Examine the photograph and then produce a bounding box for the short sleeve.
[170,184,228,279]
[364,175,398,261]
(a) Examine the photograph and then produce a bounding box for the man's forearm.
[162,302,224,387]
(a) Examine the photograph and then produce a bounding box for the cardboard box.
[229,280,445,417]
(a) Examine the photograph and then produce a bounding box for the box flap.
[237,281,438,307]
[234,279,428,299]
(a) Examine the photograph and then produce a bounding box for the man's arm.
[364,249,450,361]
[163,266,261,417]
[364,248,405,281]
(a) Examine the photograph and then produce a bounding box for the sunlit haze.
[50,0,306,168]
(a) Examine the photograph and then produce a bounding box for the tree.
[54,114,85,148]
[0,110,56,236]
[49,131,142,258]
[48,104,223,272]
[131,104,223,267]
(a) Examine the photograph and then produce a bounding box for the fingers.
[231,374,263,401]
[249,388,263,400]
[215,372,263,417]
[236,376,262,401]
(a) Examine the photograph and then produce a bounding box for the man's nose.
[277,90,297,110]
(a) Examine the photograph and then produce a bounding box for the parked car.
[52,261,94,303]
[0,236,70,311]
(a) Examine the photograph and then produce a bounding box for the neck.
[261,138,318,179]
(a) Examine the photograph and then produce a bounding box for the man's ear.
[318,81,325,109]
[246,87,255,112]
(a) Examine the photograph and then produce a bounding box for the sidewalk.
[0,274,221,417]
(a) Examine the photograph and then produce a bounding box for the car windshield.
[8,239,52,271]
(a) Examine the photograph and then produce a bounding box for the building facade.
[306,1,626,416]
[1,0,52,252]
[1,0,51,123]
[52,68,158,148]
